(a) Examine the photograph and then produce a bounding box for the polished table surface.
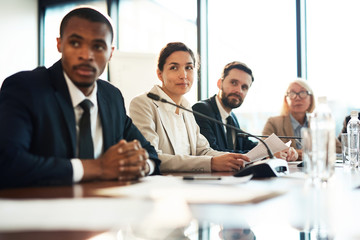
[1,163,360,240]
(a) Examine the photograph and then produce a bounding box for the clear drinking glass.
[302,125,336,184]
[302,127,314,179]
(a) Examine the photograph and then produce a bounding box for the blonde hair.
[281,78,315,116]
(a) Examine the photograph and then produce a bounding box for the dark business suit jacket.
[192,95,257,153]
[0,60,160,188]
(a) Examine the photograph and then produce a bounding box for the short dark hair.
[157,42,196,71]
[59,7,114,43]
[221,61,254,82]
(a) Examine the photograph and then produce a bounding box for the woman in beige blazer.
[129,42,250,173]
[263,79,341,160]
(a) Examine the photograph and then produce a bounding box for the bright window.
[114,0,198,105]
[43,1,107,77]
[207,0,297,135]
[306,0,360,134]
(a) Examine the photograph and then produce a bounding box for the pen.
[183,176,222,180]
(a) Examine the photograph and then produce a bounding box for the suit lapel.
[209,96,227,144]
[231,112,242,150]
[283,116,295,136]
[157,102,178,153]
[283,115,297,148]
[50,61,77,156]
[182,112,197,155]
[97,88,112,150]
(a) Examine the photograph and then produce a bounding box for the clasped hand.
[98,139,149,181]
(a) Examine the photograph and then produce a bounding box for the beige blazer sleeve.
[262,115,297,149]
[129,88,223,173]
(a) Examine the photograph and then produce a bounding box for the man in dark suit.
[192,61,257,153]
[0,7,160,188]
[338,111,360,141]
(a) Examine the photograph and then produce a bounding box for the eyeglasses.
[286,91,311,99]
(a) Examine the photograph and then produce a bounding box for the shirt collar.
[63,72,98,108]
[215,94,231,121]
[289,113,308,129]
[154,85,190,113]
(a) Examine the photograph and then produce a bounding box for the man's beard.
[71,64,97,88]
[221,91,243,109]
[73,82,94,88]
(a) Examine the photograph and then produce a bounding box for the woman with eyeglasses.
[262,79,341,160]
[263,79,314,161]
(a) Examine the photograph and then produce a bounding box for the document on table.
[245,133,291,163]
[95,175,285,204]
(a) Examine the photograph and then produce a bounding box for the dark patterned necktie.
[226,116,235,150]
[78,99,94,159]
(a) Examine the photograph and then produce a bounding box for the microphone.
[237,133,301,140]
[238,133,303,149]
[147,92,289,178]
[147,92,275,158]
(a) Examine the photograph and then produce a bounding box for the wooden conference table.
[1,163,360,240]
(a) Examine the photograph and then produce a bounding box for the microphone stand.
[147,92,289,178]
[238,133,303,148]
[147,92,275,158]
[238,133,301,140]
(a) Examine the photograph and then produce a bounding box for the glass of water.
[302,127,314,178]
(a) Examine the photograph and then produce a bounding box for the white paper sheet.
[95,176,284,204]
[245,133,292,163]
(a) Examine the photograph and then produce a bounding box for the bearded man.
[192,61,257,153]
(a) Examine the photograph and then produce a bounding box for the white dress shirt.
[64,73,155,182]
[64,72,103,182]
[157,87,191,155]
